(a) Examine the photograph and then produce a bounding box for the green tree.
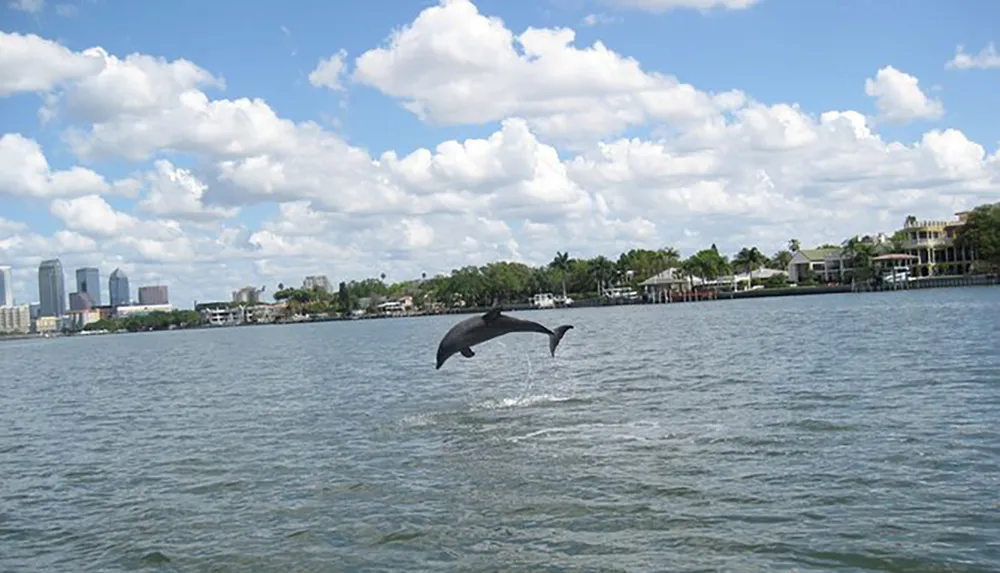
[955,203,1000,273]
[732,246,767,288]
[548,251,572,298]
[770,249,792,270]
[338,281,351,313]
[840,236,880,283]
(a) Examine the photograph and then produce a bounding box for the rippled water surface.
[3,287,1000,572]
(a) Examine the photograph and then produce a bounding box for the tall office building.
[75,267,101,306]
[38,259,66,318]
[109,268,130,307]
[302,275,331,292]
[138,285,169,305]
[0,265,12,307]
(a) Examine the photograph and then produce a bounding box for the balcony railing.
[902,237,954,249]
[903,219,961,229]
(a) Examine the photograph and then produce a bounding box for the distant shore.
[3,276,996,342]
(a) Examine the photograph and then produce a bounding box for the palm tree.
[548,251,572,297]
[658,246,680,272]
[588,256,616,297]
[788,238,801,253]
[733,247,767,291]
[841,236,879,283]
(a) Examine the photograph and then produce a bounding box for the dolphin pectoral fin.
[482,307,503,324]
[460,347,475,358]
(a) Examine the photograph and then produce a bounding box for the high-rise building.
[75,267,101,306]
[69,291,95,311]
[303,275,331,292]
[138,285,169,305]
[0,265,12,307]
[232,285,263,304]
[109,268,130,307]
[37,259,66,318]
[0,304,30,334]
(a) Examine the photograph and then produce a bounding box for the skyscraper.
[75,267,101,306]
[38,259,66,318]
[0,265,12,307]
[138,285,169,305]
[109,268,130,307]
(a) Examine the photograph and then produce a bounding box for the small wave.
[471,394,590,411]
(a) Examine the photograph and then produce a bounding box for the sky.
[1,0,999,308]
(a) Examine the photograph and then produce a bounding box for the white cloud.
[864,65,944,124]
[946,42,1000,70]
[137,160,240,221]
[0,32,105,96]
[0,133,124,198]
[309,49,348,91]
[581,13,621,26]
[50,194,140,237]
[0,1,998,306]
[351,0,744,142]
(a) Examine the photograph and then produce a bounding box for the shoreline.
[2,277,996,342]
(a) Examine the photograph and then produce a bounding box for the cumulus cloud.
[864,65,944,124]
[350,0,744,142]
[309,49,349,91]
[0,133,127,198]
[0,3,998,306]
[136,160,240,221]
[945,42,1000,70]
[0,32,105,96]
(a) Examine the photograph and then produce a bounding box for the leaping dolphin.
[435,307,574,370]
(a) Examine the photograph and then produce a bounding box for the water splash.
[495,340,534,400]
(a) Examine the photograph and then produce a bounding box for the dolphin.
[435,307,574,370]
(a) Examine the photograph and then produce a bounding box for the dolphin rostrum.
[435,307,574,370]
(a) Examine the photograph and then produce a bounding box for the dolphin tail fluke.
[548,325,574,357]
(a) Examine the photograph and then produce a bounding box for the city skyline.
[0,258,170,310]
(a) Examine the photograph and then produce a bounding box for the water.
[2,287,1000,572]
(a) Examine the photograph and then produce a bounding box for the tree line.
[268,244,789,315]
[265,202,999,316]
[81,310,203,333]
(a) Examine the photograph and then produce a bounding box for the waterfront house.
[638,268,705,303]
[899,213,979,277]
[787,248,843,283]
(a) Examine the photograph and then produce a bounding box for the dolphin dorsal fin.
[482,307,503,324]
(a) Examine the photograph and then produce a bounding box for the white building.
[115,303,173,317]
[0,304,30,334]
[787,248,845,283]
[67,309,102,330]
[232,285,264,304]
[201,303,285,326]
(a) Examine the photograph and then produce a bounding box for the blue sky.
[1,0,999,306]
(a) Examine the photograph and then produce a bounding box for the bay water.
[2,287,999,572]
